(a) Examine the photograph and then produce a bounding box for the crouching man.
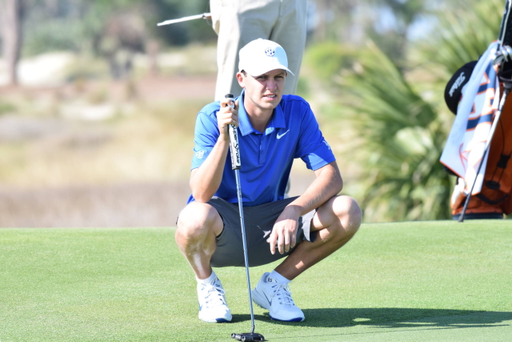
[176,38,362,323]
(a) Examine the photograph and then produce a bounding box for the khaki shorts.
[206,196,316,267]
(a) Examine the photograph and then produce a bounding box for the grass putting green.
[1,220,511,341]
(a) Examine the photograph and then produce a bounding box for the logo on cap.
[265,47,275,57]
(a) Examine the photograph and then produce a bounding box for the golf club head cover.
[444,61,477,115]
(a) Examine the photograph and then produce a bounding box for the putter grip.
[226,94,241,170]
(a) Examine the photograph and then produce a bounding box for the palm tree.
[334,41,452,222]
[366,0,430,66]
[418,0,502,75]
[330,0,503,222]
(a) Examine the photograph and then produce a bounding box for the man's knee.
[176,202,222,239]
[333,195,362,235]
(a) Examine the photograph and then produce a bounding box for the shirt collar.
[237,90,287,136]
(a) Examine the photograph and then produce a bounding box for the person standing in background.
[210,0,308,100]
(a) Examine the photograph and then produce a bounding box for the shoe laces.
[270,281,296,306]
[199,278,227,308]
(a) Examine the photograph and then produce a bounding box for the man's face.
[237,69,286,114]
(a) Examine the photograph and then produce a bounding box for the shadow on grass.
[231,314,268,323]
[236,308,512,328]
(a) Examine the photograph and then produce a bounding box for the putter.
[225,94,265,342]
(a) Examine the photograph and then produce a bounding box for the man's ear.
[236,72,245,88]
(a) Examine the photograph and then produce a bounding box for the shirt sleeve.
[191,108,220,170]
[295,104,336,170]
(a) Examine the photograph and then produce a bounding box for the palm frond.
[336,41,451,222]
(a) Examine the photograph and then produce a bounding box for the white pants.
[210,0,308,100]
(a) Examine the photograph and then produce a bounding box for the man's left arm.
[267,161,343,255]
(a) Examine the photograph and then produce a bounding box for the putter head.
[231,332,265,341]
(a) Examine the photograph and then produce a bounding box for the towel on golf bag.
[440,41,501,195]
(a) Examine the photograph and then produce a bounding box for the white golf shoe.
[252,272,305,322]
[197,275,232,323]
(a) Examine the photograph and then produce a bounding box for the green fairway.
[1,221,511,341]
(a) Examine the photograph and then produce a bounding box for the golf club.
[225,94,265,342]
[157,12,211,26]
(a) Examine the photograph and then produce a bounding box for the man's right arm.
[190,99,239,202]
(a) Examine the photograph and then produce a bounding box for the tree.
[15,0,217,79]
[311,0,359,43]
[417,0,502,77]
[0,0,22,86]
[364,0,430,65]
[335,41,452,221]
[319,0,503,222]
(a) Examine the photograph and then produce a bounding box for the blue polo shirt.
[189,92,335,206]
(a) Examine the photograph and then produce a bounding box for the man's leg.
[175,201,231,323]
[271,0,307,95]
[252,195,361,322]
[175,201,223,279]
[275,195,362,280]
[212,0,279,100]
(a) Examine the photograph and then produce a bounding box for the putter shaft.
[157,12,211,26]
[226,94,261,338]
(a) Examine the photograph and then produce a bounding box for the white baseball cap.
[238,38,294,77]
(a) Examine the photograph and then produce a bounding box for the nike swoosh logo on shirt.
[276,130,290,139]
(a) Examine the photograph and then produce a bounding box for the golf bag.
[442,57,512,220]
[440,0,512,220]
